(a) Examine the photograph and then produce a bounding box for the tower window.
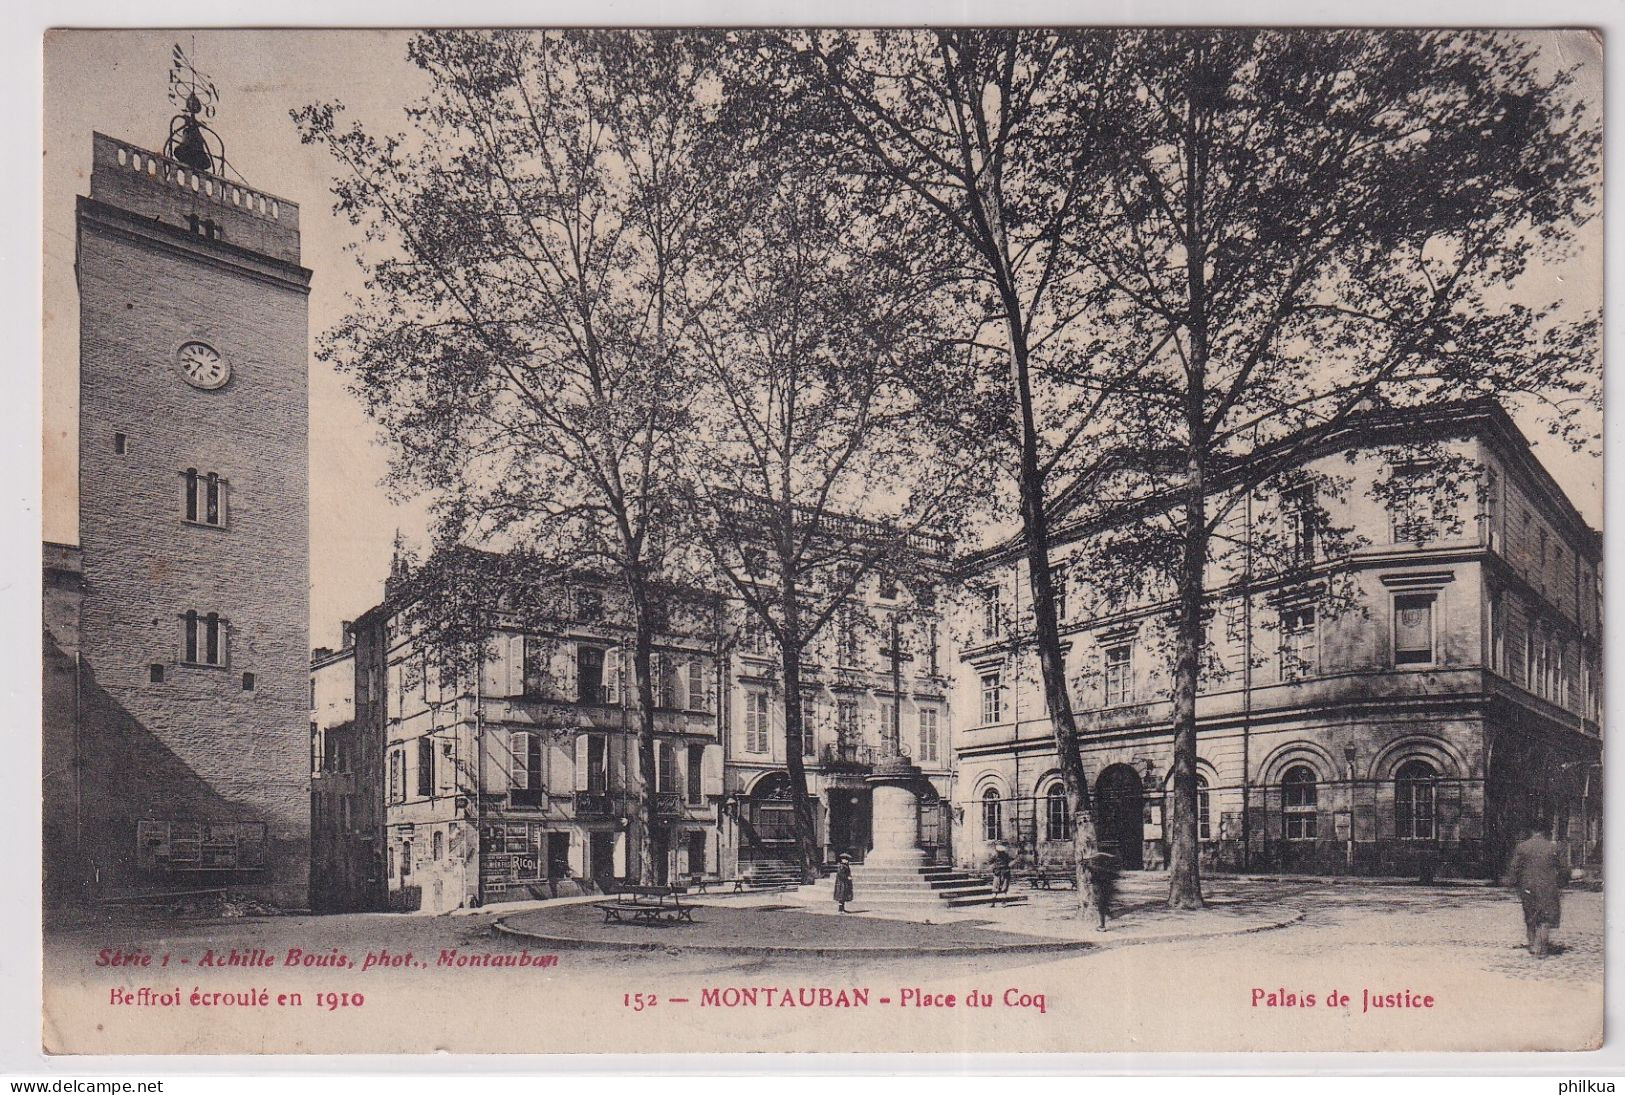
[241,672,255,691]
[182,610,226,666]
[148,663,164,683]
[182,469,228,528]
[114,433,127,455]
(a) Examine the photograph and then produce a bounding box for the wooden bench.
[1020,869,1079,890]
[595,885,696,924]
[684,876,748,895]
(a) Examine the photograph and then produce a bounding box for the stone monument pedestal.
[865,756,926,867]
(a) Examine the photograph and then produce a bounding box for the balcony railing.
[820,742,878,768]
[656,792,684,816]
[573,791,616,818]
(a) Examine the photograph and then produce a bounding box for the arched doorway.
[1096,764,1145,870]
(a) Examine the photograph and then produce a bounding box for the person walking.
[990,842,1013,899]
[1503,824,1564,958]
[833,853,854,914]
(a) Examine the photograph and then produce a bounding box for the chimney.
[341,621,354,650]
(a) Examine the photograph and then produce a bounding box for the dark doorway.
[687,830,707,876]
[1097,764,1146,870]
[589,831,616,891]
[827,788,872,862]
[546,832,572,880]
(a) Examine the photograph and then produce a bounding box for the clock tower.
[69,98,311,905]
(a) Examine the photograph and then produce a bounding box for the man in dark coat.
[1503,825,1564,958]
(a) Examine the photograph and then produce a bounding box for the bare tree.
[294,29,741,885]
[680,121,976,878]
[1057,29,1599,907]
[781,29,1155,916]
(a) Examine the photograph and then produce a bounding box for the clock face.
[176,341,229,390]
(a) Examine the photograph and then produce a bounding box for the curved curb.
[491,903,1305,958]
[490,917,1097,958]
[1088,904,1308,951]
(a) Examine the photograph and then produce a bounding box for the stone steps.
[815,864,1028,910]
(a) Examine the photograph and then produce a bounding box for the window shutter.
[701,743,723,796]
[573,735,590,792]
[554,642,577,701]
[506,635,525,697]
[479,734,507,791]
[506,731,528,790]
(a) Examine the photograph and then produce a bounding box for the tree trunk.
[629,584,660,887]
[1165,456,1208,909]
[780,648,822,882]
[1008,310,1100,922]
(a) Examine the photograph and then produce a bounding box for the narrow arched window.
[1197,775,1212,841]
[981,788,1003,842]
[1282,766,1318,840]
[1395,759,1438,840]
[1044,784,1069,842]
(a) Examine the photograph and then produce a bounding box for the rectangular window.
[800,712,814,758]
[980,672,1002,725]
[836,699,859,745]
[113,432,127,455]
[1388,464,1441,544]
[745,693,771,754]
[918,708,939,764]
[687,744,704,804]
[657,744,677,794]
[1051,567,1068,622]
[388,749,405,805]
[1394,594,1436,666]
[439,741,457,795]
[1104,644,1133,705]
[587,735,607,794]
[575,587,603,622]
[838,610,861,667]
[417,737,434,797]
[688,658,706,710]
[1286,489,1316,565]
[927,621,940,676]
[182,611,225,666]
[1481,468,1501,548]
[1279,607,1318,681]
[576,644,604,703]
[182,469,227,527]
[149,663,165,684]
[981,588,1001,639]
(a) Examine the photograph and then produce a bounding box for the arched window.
[1044,784,1069,842]
[1197,775,1211,842]
[1395,759,1438,840]
[1282,766,1318,840]
[981,788,1003,842]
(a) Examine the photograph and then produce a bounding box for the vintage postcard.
[40,27,1603,1055]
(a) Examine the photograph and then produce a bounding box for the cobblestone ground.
[41,876,1602,1054]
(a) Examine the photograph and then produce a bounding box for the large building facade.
[46,132,312,906]
[320,566,727,913]
[721,556,956,873]
[951,403,1601,881]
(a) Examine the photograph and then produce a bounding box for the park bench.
[685,875,751,894]
[595,884,696,925]
[1019,869,1079,890]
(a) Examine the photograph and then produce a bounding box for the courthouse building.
[951,401,1601,880]
[44,125,311,906]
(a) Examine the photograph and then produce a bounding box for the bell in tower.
[163,42,223,175]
